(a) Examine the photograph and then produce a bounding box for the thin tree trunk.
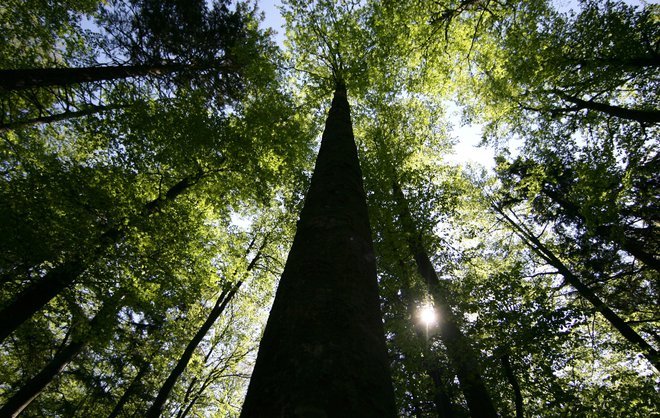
[107,361,151,418]
[499,350,523,418]
[0,104,126,131]
[240,83,396,417]
[541,187,659,272]
[176,366,220,418]
[144,286,236,417]
[398,270,459,418]
[393,183,499,418]
[428,369,459,418]
[494,205,660,371]
[0,172,204,344]
[176,377,201,418]
[0,64,190,92]
[175,324,230,418]
[0,295,123,417]
[146,237,263,417]
[557,92,660,124]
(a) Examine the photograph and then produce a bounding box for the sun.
[418,304,437,327]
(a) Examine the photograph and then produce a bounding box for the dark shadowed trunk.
[540,187,659,273]
[0,295,123,418]
[0,64,193,92]
[107,361,151,418]
[240,83,396,417]
[0,172,204,344]
[557,92,660,124]
[498,348,523,418]
[145,286,238,418]
[428,369,459,418]
[176,373,213,418]
[393,183,498,418]
[0,104,126,131]
[0,259,85,344]
[494,205,660,371]
[145,238,264,418]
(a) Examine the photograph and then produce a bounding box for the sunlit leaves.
[281,0,375,98]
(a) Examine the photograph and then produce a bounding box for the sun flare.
[418,304,437,327]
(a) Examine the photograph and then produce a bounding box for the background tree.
[0,2,314,416]
[1,0,658,416]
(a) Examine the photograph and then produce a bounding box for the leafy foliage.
[1,0,658,416]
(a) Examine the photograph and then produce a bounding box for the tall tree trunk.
[0,104,126,131]
[0,259,85,344]
[494,205,660,371]
[107,361,151,418]
[0,64,191,92]
[392,183,499,418]
[144,286,237,417]
[428,369,459,418]
[398,270,459,418]
[0,172,204,344]
[557,92,660,124]
[541,187,659,273]
[240,83,396,417]
[146,238,263,417]
[497,348,523,418]
[0,295,123,417]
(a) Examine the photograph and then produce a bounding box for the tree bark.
[0,295,123,417]
[240,83,396,417]
[557,92,660,124]
[393,183,499,418]
[0,64,191,92]
[495,205,660,371]
[0,172,204,344]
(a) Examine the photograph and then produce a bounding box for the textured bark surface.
[240,85,396,417]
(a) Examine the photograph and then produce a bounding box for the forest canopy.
[0,0,658,416]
